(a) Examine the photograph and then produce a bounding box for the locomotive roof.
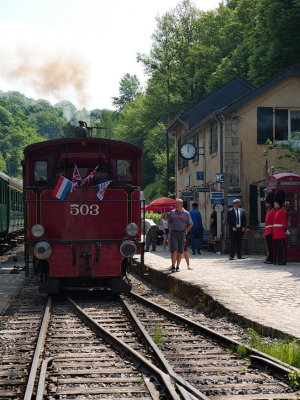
[23,137,143,156]
[0,171,23,190]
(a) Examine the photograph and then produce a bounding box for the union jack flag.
[96,180,112,200]
[81,165,98,187]
[71,164,82,192]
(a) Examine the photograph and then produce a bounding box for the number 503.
[70,204,100,216]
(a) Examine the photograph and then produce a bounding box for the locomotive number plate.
[70,204,100,215]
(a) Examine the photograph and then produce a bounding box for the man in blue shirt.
[189,203,203,255]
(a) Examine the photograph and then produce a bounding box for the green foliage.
[153,322,166,345]
[145,211,162,225]
[247,328,300,369]
[264,134,300,171]
[112,73,142,112]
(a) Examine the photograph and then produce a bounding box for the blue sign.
[196,171,204,180]
[216,173,224,183]
[211,199,224,204]
[182,196,193,201]
[197,187,210,192]
[181,191,193,196]
[211,191,224,200]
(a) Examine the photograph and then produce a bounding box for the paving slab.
[135,247,300,340]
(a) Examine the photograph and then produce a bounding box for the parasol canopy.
[145,197,176,212]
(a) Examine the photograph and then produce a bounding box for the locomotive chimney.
[75,121,89,138]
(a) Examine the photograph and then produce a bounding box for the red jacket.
[264,208,276,236]
[273,208,288,239]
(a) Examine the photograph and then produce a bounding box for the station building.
[167,66,300,254]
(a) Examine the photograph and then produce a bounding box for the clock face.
[179,143,196,160]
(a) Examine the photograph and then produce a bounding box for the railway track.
[0,277,299,399]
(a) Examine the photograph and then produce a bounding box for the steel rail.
[129,291,300,381]
[66,295,181,400]
[121,297,210,400]
[23,296,52,400]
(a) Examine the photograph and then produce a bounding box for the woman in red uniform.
[273,190,288,265]
[264,192,276,264]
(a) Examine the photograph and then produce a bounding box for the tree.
[112,73,142,111]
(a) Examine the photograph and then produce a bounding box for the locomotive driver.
[169,198,193,272]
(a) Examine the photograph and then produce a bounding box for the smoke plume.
[0,44,90,108]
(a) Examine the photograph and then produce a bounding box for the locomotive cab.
[23,135,143,294]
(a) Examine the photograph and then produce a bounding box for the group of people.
[264,190,288,265]
[144,199,204,272]
[144,189,288,272]
[227,190,288,264]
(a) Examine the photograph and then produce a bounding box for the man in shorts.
[169,198,193,272]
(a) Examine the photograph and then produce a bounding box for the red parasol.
[145,197,176,212]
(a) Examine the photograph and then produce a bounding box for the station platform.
[134,247,300,340]
[0,255,25,315]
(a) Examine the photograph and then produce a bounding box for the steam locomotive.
[22,122,143,294]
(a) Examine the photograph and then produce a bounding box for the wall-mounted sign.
[211,199,224,204]
[211,190,224,200]
[197,187,210,192]
[181,191,193,196]
[183,175,190,187]
[215,204,223,213]
[196,171,204,180]
[216,173,224,183]
[181,196,193,201]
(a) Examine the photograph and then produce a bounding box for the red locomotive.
[22,123,143,294]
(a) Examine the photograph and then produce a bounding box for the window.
[275,109,300,141]
[34,161,48,182]
[209,122,218,154]
[257,107,300,143]
[117,160,132,181]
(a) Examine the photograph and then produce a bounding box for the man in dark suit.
[227,199,247,260]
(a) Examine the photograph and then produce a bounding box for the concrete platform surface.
[0,259,25,315]
[138,247,300,340]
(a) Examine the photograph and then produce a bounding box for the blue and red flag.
[52,176,72,200]
[81,165,98,187]
[71,164,82,192]
[96,180,112,200]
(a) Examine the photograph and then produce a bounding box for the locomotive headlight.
[31,224,45,238]
[120,240,137,258]
[126,223,138,237]
[34,242,52,260]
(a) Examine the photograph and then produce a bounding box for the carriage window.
[117,160,132,181]
[34,161,48,182]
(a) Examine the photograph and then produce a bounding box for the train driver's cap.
[232,199,241,204]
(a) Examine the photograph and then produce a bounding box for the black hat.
[265,192,275,205]
[192,202,198,208]
[274,190,286,207]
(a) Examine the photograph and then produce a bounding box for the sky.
[0,0,222,111]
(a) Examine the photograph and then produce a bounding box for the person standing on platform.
[189,203,203,255]
[184,235,193,270]
[227,199,247,260]
[161,212,169,250]
[264,192,276,264]
[144,219,159,252]
[169,199,193,272]
[210,205,217,239]
[273,190,288,265]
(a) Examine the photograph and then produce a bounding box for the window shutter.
[257,107,273,144]
[249,184,258,228]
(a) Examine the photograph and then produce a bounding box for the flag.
[52,176,72,200]
[96,180,112,200]
[81,165,98,186]
[71,164,82,192]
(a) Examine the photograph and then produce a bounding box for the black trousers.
[229,230,243,258]
[265,234,274,262]
[274,238,287,264]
